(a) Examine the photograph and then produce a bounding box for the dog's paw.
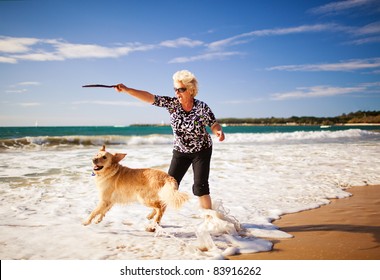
[82,220,91,226]
[146,209,156,220]
[145,226,156,232]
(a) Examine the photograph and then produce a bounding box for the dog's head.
[92,145,126,175]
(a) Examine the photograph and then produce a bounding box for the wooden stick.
[82,84,117,88]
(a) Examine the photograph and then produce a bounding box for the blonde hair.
[173,70,198,97]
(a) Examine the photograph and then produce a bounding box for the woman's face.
[174,81,192,103]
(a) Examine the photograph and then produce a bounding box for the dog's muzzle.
[93,165,104,171]
[92,158,104,171]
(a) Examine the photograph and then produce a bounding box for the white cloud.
[309,0,378,15]
[0,36,40,53]
[0,36,182,63]
[55,42,120,59]
[348,36,380,45]
[10,41,155,62]
[0,56,17,64]
[207,20,380,51]
[267,58,380,72]
[19,102,41,107]
[221,83,376,104]
[6,89,28,93]
[160,37,203,48]
[344,21,380,45]
[12,52,64,62]
[360,81,380,87]
[17,82,41,86]
[1,19,378,65]
[355,21,380,36]
[251,24,341,36]
[207,24,343,50]
[168,51,242,63]
[271,85,366,100]
[6,81,41,93]
[54,42,156,59]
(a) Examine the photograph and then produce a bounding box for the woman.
[115,70,225,210]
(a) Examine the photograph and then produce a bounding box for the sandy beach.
[230,185,380,260]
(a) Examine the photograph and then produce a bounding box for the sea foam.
[1,128,377,150]
[0,129,379,259]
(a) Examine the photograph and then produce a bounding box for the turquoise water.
[1,125,379,139]
[0,125,172,139]
[1,125,379,149]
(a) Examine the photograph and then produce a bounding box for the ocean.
[1,125,379,259]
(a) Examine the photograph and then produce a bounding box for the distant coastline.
[130,110,380,127]
[130,123,380,127]
[217,110,380,126]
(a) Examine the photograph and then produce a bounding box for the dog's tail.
[158,177,189,209]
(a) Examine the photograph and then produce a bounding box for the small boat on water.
[320,125,331,128]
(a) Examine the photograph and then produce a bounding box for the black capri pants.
[168,146,212,197]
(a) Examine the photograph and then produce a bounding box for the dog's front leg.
[83,201,112,226]
[83,210,97,226]
[94,201,113,224]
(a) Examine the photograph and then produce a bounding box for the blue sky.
[1,0,379,126]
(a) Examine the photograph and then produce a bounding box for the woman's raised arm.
[115,84,155,104]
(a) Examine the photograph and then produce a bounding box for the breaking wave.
[0,135,173,150]
[0,129,378,150]
[225,128,379,144]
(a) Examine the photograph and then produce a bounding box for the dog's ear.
[100,145,106,152]
[113,153,127,163]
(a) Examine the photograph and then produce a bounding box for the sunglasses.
[174,87,187,93]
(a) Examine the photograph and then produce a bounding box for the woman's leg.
[168,150,192,186]
[192,147,213,209]
[199,194,212,209]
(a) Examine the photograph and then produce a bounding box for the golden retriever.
[83,145,189,231]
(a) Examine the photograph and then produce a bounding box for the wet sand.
[229,185,380,260]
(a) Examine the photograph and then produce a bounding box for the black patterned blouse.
[152,95,217,153]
